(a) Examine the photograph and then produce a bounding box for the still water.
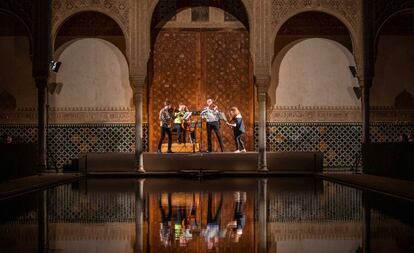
[1,177,413,253]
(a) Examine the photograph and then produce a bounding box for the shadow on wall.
[269,38,359,108]
[394,89,414,109]
[50,38,132,109]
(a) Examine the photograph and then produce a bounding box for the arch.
[0,9,33,54]
[374,8,414,57]
[272,9,357,59]
[372,10,414,107]
[270,38,358,108]
[53,9,129,55]
[51,38,132,109]
[148,0,252,30]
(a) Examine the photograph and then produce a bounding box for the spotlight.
[50,61,62,73]
[349,66,357,78]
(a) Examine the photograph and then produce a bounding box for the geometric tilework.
[0,123,148,169]
[7,180,363,224]
[255,122,414,169]
[268,181,362,222]
[48,184,136,223]
[1,122,413,170]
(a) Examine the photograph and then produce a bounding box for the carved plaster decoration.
[0,107,135,124]
[271,0,361,76]
[52,0,129,39]
[1,106,413,124]
[268,106,414,123]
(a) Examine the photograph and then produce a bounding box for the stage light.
[50,61,62,73]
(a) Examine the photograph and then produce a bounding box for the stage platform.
[79,152,323,176]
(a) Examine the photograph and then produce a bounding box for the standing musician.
[157,100,174,153]
[226,107,246,153]
[201,98,224,152]
[174,103,188,144]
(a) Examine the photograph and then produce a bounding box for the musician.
[226,107,246,153]
[201,98,224,152]
[157,100,174,153]
[174,103,187,144]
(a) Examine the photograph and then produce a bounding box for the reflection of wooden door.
[149,29,253,152]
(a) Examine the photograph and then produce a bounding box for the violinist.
[226,107,246,153]
[157,100,174,153]
[201,98,224,152]
[174,103,188,144]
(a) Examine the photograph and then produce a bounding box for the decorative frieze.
[272,0,359,32]
[268,106,414,123]
[0,107,136,124]
[52,0,129,34]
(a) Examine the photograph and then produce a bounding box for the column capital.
[358,78,373,89]
[130,75,146,91]
[255,75,271,88]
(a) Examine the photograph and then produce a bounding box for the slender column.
[256,75,270,171]
[257,179,268,253]
[38,190,49,253]
[135,179,145,253]
[360,0,375,143]
[131,76,146,173]
[33,0,52,172]
[360,81,372,143]
[362,192,371,253]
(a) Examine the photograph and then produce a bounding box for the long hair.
[229,107,241,121]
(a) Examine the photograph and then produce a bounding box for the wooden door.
[149,29,253,152]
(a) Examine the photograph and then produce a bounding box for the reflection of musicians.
[201,98,224,152]
[202,192,223,250]
[226,107,246,153]
[157,101,174,153]
[159,193,172,247]
[227,191,246,242]
[174,104,188,144]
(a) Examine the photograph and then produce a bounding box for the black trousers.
[157,125,172,151]
[207,121,224,152]
[175,123,186,143]
[207,193,223,224]
[234,131,246,151]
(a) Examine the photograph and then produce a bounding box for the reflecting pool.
[1,177,413,253]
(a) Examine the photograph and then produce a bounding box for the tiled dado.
[0,124,149,169]
[255,122,414,168]
[1,122,413,169]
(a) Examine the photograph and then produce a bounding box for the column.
[256,75,270,171]
[360,0,375,143]
[131,75,146,173]
[360,81,372,143]
[135,179,145,253]
[257,179,268,253]
[362,192,371,253]
[33,0,52,172]
[38,190,49,253]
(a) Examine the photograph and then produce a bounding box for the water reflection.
[0,177,413,253]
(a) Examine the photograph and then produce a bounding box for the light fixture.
[50,61,62,73]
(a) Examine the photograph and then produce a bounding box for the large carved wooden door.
[149,29,253,152]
